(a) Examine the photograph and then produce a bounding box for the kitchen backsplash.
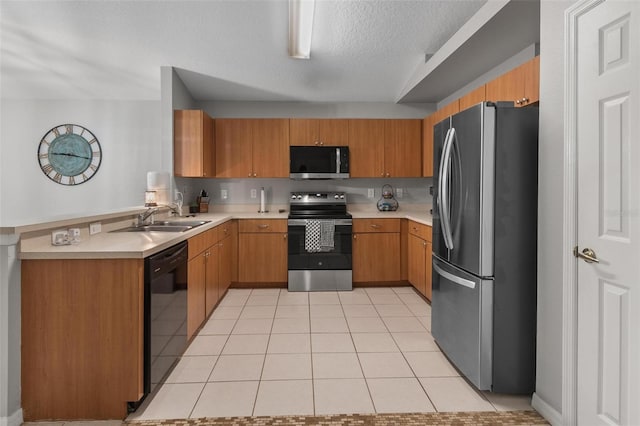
[175,177,433,209]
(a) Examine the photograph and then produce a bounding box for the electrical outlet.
[367,188,374,198]
[250,189,257,199]
[89,222,101,235]
[221,189,228,200]
[396,188,403,198]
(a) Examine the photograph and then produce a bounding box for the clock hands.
[51,152,91,160]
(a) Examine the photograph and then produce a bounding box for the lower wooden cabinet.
[21,258,144,420]
[187,252,208,339]
[238,224,288,283]
[187,221,237,339]
[407,220,433,300]
[352,219,401,283]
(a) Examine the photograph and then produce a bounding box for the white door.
[576,1,640,425]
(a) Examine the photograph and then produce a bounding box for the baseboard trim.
[0,408,24,426]
[532,392,562,426]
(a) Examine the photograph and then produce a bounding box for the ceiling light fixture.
[288,0,315,59]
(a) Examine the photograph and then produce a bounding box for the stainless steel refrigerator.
[432,102,538,394]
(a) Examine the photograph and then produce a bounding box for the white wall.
[0,100,162,226]
[534,0,577,420]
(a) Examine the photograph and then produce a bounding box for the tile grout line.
[249,287,278,417]
[186,289,248,419]
[348,289,378,414]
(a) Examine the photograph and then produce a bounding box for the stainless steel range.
[287,192,352,291]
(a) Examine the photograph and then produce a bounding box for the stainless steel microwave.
[289,146,349,179]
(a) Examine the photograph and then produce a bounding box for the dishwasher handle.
[147,241,188,280]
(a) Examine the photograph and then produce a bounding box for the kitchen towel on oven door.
[305,220,335,252]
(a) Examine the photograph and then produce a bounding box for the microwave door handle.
[336,147,340,173]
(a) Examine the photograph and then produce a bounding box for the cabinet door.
[238,233,287,283]
[384,119,422,177]
[187,254,206,339]
[289,119,318,146]
[174,110,214,177]
[408,234,426,296]
[486,66,521,105]
[352,232,401,282]
[215,119,252,177]
[252,119,289,178]
[348,119,385,178]
[205,245,219,317]
[319,119,349,146]
[425,240,433,301]
[219,236,232,297]
[422,114,435,177]
[521,55,540,105]
[459,85,487,112]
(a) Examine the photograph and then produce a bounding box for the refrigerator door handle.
[433,262,476,289]
[440,127,456,250]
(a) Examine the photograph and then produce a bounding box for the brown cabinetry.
[349,119,422,178]
[174,110,215,177]
[459,85,487,112]
[187,227,219,338]
[486,56,540,107]
[423,100,459,177]
[238,219,287,284]
[215,118,289,178]
[187,222,237,338]
[352,219,401,283]
[407,220,433,300]
[21,259,144,420]
[290,118,348,146]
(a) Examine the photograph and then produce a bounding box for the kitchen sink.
[111,220,211,233]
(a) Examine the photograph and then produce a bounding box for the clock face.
[38,124,102,185]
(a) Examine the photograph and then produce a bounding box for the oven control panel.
[290,192,346,204]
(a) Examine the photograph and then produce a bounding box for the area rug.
[127,410,548,425]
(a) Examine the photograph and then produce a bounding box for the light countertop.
[19,205,432,260]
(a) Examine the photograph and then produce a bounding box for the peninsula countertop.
[18,205,432,260]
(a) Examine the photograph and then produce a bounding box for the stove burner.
[288,192,349,220]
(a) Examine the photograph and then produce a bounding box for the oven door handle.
[287,219,353,226]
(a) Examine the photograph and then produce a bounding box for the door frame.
[562,0,605,424]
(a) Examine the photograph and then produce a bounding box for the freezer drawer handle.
[433,263,476,289]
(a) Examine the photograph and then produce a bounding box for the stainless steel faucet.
[138,207,158,226]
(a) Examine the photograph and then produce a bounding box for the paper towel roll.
[260,187,266,212]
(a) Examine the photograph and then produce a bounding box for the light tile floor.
[127,286,533,420]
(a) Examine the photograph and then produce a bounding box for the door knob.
[574,246,599,264]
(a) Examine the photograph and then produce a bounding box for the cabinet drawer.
[408,221,432,242]
[218,220,235,239]
[239,219,287,233]
[353,218,401,233]
[188,227,219,259]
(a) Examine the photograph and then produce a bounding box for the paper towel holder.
[258,187,268,213]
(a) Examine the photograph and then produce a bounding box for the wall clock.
[38,124,102,185]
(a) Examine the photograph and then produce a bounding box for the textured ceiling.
[0,0,488,102]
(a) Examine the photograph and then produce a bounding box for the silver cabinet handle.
[370,224,381,229]
[257,224,269,229]
[574,246,599,264]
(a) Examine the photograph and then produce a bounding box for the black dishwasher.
[130,240,189,411]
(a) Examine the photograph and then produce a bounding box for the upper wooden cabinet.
[423,100,459,177]
[215,118,289,178]
[459,85,487,112]
[349,119,422,178]
[348,119,385,177]
[486,56,540,107]
[290,119,349,146]
[174,110,215,177]
[384,119,422,177]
